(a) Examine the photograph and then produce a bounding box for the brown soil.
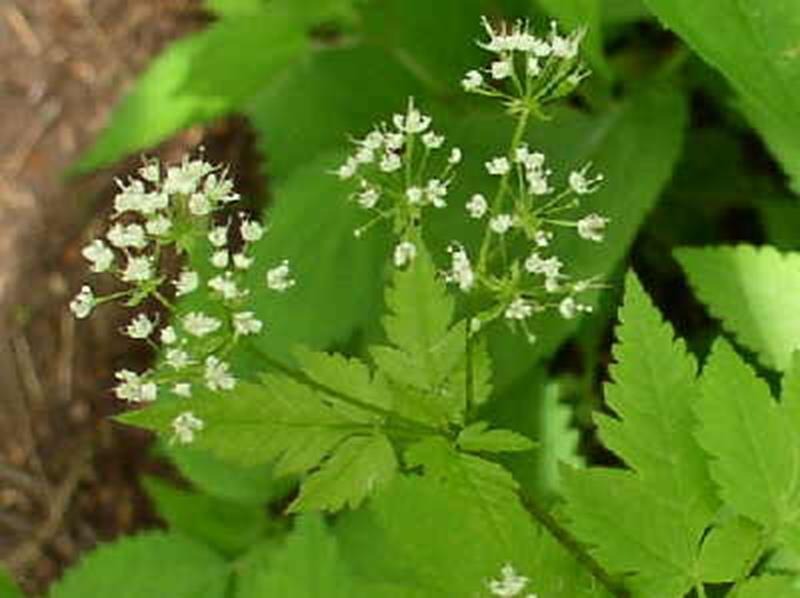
[0,1,261,594]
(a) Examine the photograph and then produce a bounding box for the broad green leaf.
[48,532,228,598]
[536,0,612,78]
[696,339,800,535]
[562,273,718,597]
[676,245,800,371]
[456,421,536,453]
[290,434,397,512]
[162,444,287,505]
[641,0,800,192]
[697,517,762,583]
[77,12,308,172]
[602,0,650,26]
[204,0,267,16]
[0,570,23,598]
[243,152,390,364]
[782,352,800,427]
[237,516,355,597]
[733,575,800,598]
[206,0,356,23]
[143,477,269,556]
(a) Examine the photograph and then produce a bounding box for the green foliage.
[676,245,800,371]
[0,570,23,598]
[641,0,800,192]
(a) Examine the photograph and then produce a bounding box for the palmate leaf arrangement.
[41,13,800,598]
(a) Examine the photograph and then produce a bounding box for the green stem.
[244,343,442,438]
[519,491,629,598]
[695,581,707,598]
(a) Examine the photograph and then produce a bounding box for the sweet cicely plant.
[53,15,800,598]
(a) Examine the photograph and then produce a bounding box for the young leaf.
[456,421,536,454]
[641,0,800,192]
[695,339,800,537]
[48,532,229,598]
[76,11,308,173]
[562,273,718,597]
[676,245,800,372]
[236,516,356,598]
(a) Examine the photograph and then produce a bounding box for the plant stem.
[519,491,629,598]
[244,343,443,437]
[695,581,707,598]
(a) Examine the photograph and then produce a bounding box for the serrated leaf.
[562,273,718,597]
[143,477,268,556]
[676,245,800,372]
[641,0,800,192]
[76,12,308,173]
[48,532,228,598]
[236,516,355,597]
[457,421,536,453]
[696,339,800,535]
[290,434,397,513]
[697,517,762,583]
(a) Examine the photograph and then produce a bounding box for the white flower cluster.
[462,18,590,111]
[486,564,538,598]
[336,98,463,268]
[70,157,294,412]
[171,411,204,445]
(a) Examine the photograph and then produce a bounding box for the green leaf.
[48,532,228,598]
[143,477,269,556]
[536,0,613,78]
[641,0,800,192]
[290,433,397,512]
[0,569,23,598]
[562,273,718,597]
[76,12,308,172]
[236,516,355,597]
[696,339,800,535]
[243,152,390,364]
[697,517,762,583]
[732,575,800,598]
[676,245,800,372]
[456,421,536,453]
[781,352,800,427]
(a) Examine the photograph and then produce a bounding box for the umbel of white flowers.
[70,156,298,443]
[334,16,609,342]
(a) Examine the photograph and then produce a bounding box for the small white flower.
[527,56,541,77]
[445,244,475,292]
[524,252,563,279]
[462,69,484,91]
[204,173,239,205]
[490,214,514,235]
[466,194,488,219]
[160,326,178,345]
[183,312,222,337]
[569,164,604,195]
[406,186,423,205]
[422,131,445,149]
[491,58,513,80]
[355,146,374,164]
[577,213,609,242]
[113,179,148,215]
[126,313,155,339]
[241,219,265,243]
[505,298,534,321]
[233,311,263,336]
[385,133,404,151]
[380,153,402,173]
[211,250,229,269]
[121,255,153,283]
[81,239,114,273]
[188,192,212,216]
[393,98,432,134]
[448,147,462,165]
[114,369,157,403]
[487,563,531,597]
[173,383,192,398]
[208,225,228,247]
[175,270,199,296]
[357,187,381,209]
[393,241,417,268]
[107,223,147,249]
[166,348,192,370]
[534,230,553,247]
[163,158,213,196]
[426,178,448,208]
[70,285,95,319]
[486,156,511,176]
[559,296,577,319]
[139,162,160,183]
[171,411,204,444]
[266,260,296,292]
[145,214,172,236]
[336,157,358,180]
[205,356,236,392]
[362,130,384,150]
[208,273,243,300]
[550,23,584,59]
[233,253,254,270]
